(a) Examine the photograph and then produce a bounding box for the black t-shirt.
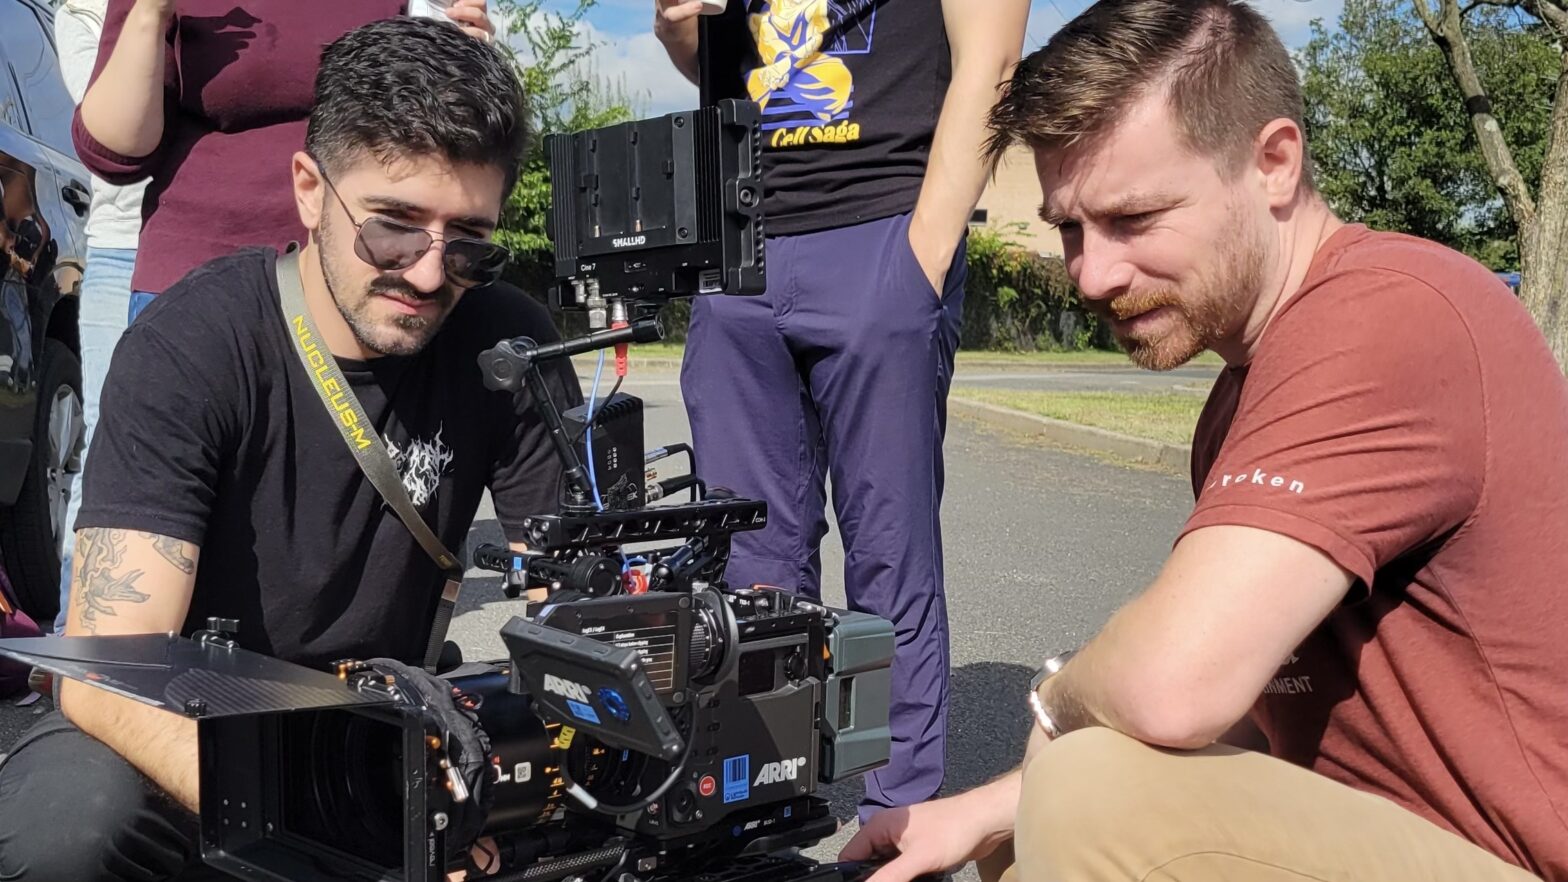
[78,248,581,668]
[701,0,950,236]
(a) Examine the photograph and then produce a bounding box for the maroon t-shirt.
[1184,225,1568,878]
[72,0,405,294]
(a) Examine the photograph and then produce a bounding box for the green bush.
[958,224,1104,351]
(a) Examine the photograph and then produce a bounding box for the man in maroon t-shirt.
[839,0,1568,880]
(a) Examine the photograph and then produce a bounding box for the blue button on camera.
[597,686,631,722]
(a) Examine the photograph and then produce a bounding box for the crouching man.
[843,0,1568,879]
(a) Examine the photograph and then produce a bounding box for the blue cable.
[584,353,645,582]
[584,350,606,511]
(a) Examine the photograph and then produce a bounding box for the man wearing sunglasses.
[0,18,578,882]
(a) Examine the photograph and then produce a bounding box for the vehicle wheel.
[0,339,83,624]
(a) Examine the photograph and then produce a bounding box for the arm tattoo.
[138,531,195,575]
[76,528,150,634]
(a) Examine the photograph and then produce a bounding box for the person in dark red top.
[72,0,495,311]
[840,0,1568,880]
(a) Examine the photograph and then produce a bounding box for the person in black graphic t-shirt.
[0,19,578,882]
[654,0,1029,820]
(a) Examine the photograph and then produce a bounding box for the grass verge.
[610,343,1222,368]
[951,388,1205,445]
[956,349,1223,367]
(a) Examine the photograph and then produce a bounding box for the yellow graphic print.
[747,0,857,138]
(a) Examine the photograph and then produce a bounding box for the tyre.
[0,339,83,624]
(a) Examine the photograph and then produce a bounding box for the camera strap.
[274,244,462,673]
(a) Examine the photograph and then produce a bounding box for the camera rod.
[479,317,664,512]
[482,318,664,382]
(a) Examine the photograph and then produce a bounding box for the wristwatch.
[1027,649,1077,740]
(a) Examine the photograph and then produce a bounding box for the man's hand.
[655,0,704,41]
[654,0,704,86]
[906,212,950,299]
[839,780,1020,882]
[445,0,496,42]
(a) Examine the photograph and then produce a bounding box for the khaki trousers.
[974,728,1540,882]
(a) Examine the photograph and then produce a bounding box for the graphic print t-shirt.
[1183,225,1568,879]
[77,248,581,668]
[702,0,949,235]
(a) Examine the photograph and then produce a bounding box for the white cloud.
[1252,0,1344,44]
[587,27,700,117]
[509,14,699,119]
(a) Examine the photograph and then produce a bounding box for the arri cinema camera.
[0,99,899,882]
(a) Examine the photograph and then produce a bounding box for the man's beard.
[319,218,455,357]
[1097,209,1263,371]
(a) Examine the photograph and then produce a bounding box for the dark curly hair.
[307,16,528,190]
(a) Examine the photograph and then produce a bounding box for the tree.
[492,0,642,292]
[1300,0,1556,269]
[1407,0,1568,369]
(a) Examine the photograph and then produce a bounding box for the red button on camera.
[698,775,716,797]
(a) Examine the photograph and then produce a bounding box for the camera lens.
[277,709,405,869]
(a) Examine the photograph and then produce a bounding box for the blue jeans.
[56,248,138,632]
[128,290,156,323]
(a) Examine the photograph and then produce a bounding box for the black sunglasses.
[317,169,509,289]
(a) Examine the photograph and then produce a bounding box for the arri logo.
[754,757,807,786]
[543,673,591,704]
[611,235,647,248]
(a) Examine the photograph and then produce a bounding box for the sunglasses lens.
[444,239,510,287]
[357,218,432,272]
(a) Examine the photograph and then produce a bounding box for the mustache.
[370,275,452,304]
[1104,289,1181,321]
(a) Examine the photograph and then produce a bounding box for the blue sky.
[536,0,1345,116]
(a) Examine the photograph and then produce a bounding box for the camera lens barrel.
[448,668,627,836]
[449,669,560,832]
[688,607,723,682]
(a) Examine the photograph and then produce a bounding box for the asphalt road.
[0,368,1195,880]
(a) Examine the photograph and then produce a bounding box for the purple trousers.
[682,211,966,814]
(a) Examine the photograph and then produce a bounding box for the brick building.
[971,144,1064,257]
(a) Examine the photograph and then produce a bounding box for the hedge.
[956,224,1108,352]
